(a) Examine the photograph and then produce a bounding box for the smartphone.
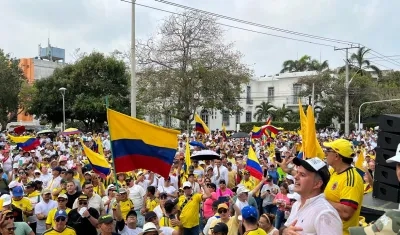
[263,169,268,177]
[275,151,282,163]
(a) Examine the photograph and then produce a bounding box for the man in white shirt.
[281,157,342,235]
[35,189,57,235]
[127,177,146,227]
[213,159,228,186]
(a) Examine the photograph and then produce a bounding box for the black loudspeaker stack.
[373,114,400,203]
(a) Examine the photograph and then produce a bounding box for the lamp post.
[358,98,400,132]
[59,87,67,131]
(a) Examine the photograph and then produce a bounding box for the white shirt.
[153,205,163,220]
[128,184,146,209]
[160,226,175,235]
[158,185,177,200]
[213,165,228,186]
[35,199,57,234]
[118,225,142,235]
[284,194,342,235]
[261,184,280,206]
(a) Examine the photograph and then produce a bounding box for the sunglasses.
[5,227,16,232]
[5,216,14,220]
[78,201,88,205]
[55,217,66,222]
[183,187,191,190]
[218,209,228,214]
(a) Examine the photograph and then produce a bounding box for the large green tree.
[136,11,251,130]
[270,104,292,122]
[0,49,25,127]
[339,47,382,78]
[29,52,141,130]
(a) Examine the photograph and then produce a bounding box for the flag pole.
[105,96,120,192]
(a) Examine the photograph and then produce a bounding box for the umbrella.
[37,129,54,135]
[62,128,81,136]
[191,150,220,160]
[189,141,206,149]
[230,132,249,138]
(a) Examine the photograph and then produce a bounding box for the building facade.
[149,71,316,131]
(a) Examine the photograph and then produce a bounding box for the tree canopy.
[0,49,25,127]
[136,11,251,129]
[29,52,139,130]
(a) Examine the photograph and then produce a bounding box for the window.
[222,110,230,126]
[246,85,252,104]
[293,84,302,104]
[200,109,209,126]
[245,111,252,122]
[235,112,241,124]
[268,87,274,101]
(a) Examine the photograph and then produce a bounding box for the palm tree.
[280,55,311,73]
[271,104,292,121]
[309,59,329,72]
[340,47,382,78]
[253,101,275,122]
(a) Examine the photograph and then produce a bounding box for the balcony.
[286,96,309,107]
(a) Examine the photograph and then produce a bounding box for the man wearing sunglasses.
[1,210,34,235]
[46,194,70,229]
[67,194,99,235]
[209,202,241,235]
[43,210,76,235]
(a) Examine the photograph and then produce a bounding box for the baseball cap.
[52,166,63,172]
[41,189,52,195]
[293,157,330,185]
[212,222,228,233]
[139,222,159,235]
[164,199,178,212]
[323,139,355,158]
[57,194,68,199]
[236,186,250,195]
[54,210,68,219]
[144,211,158,222]
[78,194,88,201]
[241,206,258,220]
[217,203,228,210]
[387,143,400,164]
[182,182,191,189]
[0,194,11,206]
[98,215,113,224]
[118,188,127,194]
[349,210,400,235]
[12,186,24,197]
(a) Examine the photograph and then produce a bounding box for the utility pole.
[130,0,137,117]
[334,45,360,136]
[311,83,315,107]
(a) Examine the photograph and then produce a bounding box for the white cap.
[12,163,19,169]
[198,161,206,165]
[236,186,250,195]
[140,222,159,235]
[293,157,326,172]
[0,194,11,206]
[34,169,41,174]
[107,184,115,190]
[8,181,21,189]
[137,171,144,176]
[387,144,400,163]
[286,174,294,181]
[182,181,192,188]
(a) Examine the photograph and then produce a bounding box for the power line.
[153,0,358,46]
[123,1,337,48]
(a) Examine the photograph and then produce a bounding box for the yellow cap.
[217,203,228,210]
[323,139,354,158]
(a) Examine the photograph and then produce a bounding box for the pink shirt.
[275,193,291,211]
[203,192,218,219]
[216,188,233,198]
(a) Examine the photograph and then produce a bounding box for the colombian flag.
[81,140,111,178]
[107,109,180,178]
[251,126,263,139]
[9,133,41,152]
[7,134,32,143]
[96,137,105,156]
[355,151,365,177]
[194,114,210,134]
[246,146,263,180]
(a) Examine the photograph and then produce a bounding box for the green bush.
[239,122,331,133]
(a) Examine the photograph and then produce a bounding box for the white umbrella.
[191,150,220,160]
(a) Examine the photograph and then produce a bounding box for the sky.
[1,0,400,77]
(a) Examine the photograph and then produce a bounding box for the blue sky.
[1,0,400,76]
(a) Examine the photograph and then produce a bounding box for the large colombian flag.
[194,114,210,134]
[245,146,263,180]
[107,109,180,178]
[81,140,111,178]
[8,134,40,151]
[251,126,263,139]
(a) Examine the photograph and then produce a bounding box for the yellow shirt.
[112,199,134,219]
[159,215,179,231]
[244,228,267,235]
[240,179,256,191]
[93,182,105,195]
[324,167,364,235]
[46,208,72,228]
[12,197,33,221]
[43,226,76,235]
[209,217,239,235]
[146,198,159,211]
[227,170,236,189]
[177,193,202,228]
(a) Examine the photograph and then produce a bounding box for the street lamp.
[59,87,67,131]
[358,98,400,132]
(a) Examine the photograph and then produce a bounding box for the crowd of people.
[0,127,395,235]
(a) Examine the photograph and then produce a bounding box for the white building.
[149,71,317,131]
